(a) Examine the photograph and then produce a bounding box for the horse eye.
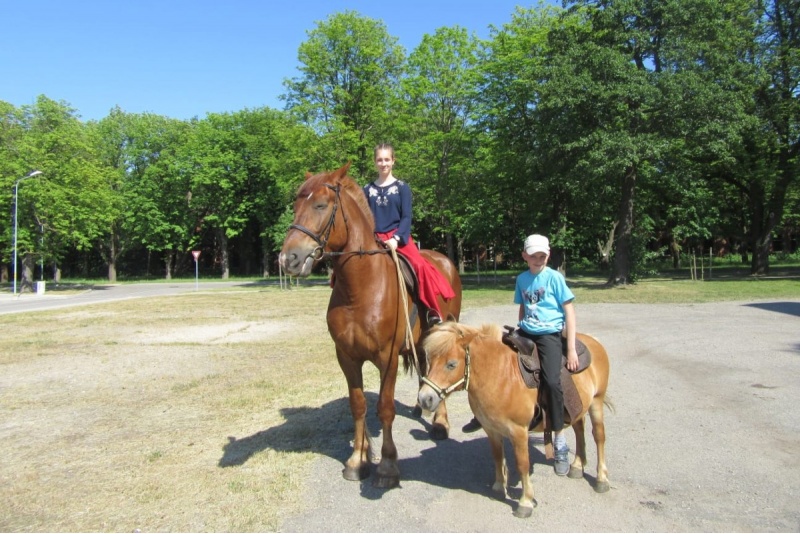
[314,203,327,211]
[446,360,458,370]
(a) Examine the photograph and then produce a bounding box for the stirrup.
[426,310,442,326]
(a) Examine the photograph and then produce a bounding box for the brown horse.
[279,163,462,488]
[418,322,610,518]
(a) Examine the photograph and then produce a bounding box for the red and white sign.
[192,250,201,261]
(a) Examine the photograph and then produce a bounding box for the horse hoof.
[372,474,400,489]
[429,423,449,441]
[514,504,534,518]
[567,466,583,479]
[594,480,610,493]
[342,464,370,481]
[411,405,423,418]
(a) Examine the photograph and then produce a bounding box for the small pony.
[418,322,611,518]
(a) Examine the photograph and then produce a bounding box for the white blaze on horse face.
[306,192,314,201]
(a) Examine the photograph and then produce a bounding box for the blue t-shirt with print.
[514,266,575,335]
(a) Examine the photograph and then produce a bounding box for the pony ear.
[304,172,313,180]
[457,326,480,347]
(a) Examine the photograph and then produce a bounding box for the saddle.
[502,326,591,457]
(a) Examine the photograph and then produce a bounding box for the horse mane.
[299,168,375,229]
[423,322,503,358]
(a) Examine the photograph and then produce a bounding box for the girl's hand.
[385,237,398,251]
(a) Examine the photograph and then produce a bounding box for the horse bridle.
[420,345,472,400]
[287,183,343,261]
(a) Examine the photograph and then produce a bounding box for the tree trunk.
[21,253,35,292]
[608,166,636,286]
[218,229,230,279]
[164,251,175,280]
[106,230,118,282]
[457,238,465,275]
[446,231,455,264]
[262,247,271,278]
[597,220,618,271]
[107,260,117,283]
[670,236,681,269]
[749,208,775,276]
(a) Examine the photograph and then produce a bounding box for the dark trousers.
[520,330,565,431]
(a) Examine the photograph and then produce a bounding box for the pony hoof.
[342,464,370,481]
[429,423,449,441]
[567,466,584,479]
[514,506,533,519]
[372,474,400,489]
[594,480,610,493]
[411,405,423,418]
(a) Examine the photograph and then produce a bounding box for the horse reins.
[420,345,471,400]
[390,247,422,377]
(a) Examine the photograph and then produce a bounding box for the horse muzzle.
[279,248,316,277]
[417,385,442,413]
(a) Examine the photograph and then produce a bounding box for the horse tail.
[400,349,425,377]
[401,352,413,375]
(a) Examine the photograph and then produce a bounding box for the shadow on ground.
[218,393,554,508]
[744,301,800,318]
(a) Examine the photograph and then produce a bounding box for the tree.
[398,26,484,264]
[19,96,114,284]
[283,11,405,180]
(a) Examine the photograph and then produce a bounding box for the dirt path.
[279,300,800,532]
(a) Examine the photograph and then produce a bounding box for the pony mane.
[423,322,503,358]
[299,169,375,229]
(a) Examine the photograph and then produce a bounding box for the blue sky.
[3,0,556,122]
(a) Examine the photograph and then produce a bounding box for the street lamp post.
[12,170,43,295]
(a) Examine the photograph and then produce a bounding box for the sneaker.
[462,417,482,433]
[554,444,570,476]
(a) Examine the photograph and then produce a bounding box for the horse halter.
[421,345,471,400]
[288,183,343,261]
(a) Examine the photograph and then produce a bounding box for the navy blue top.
[363,180,412,245]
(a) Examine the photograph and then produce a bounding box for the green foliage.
[3,1,798,282]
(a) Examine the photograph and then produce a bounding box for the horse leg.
[373,356,400,488]
[338,356,371,482]
[588,396,610,493]
[509,427,536,518]
[487,431,507,499]
[430,399,450,441]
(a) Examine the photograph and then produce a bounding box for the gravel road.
[279,300,800,532]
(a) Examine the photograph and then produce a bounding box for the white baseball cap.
[524,234,550,255]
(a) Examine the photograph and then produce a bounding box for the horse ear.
[304,172,313,180]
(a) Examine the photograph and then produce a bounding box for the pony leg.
[487,431,507,500]
[568,415,587,479]
[588,396,610,493]
[510,427,536,518]
[374,355,400,488]
[430,399,450,441]
[338,356,371,482]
